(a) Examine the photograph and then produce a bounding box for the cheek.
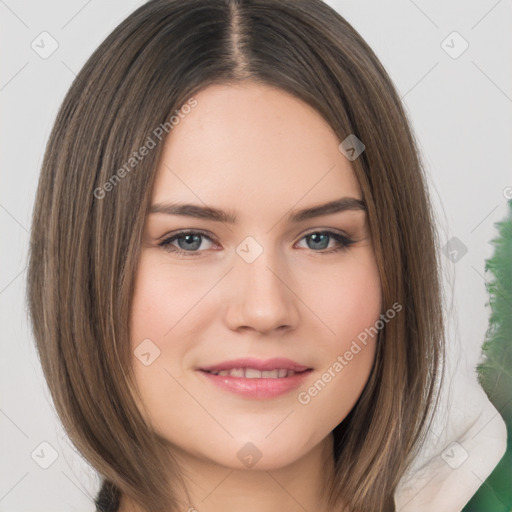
[294,253,381,414]
[295,264,381,429]
[129,257,194,429]
[302,253,382,343]
[130,256,201,345]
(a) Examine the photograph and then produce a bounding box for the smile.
[204,368,299,378]
[197,360,313,399]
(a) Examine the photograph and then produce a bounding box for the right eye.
[159,230,217,256]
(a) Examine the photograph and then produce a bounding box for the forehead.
[151,82,361,214]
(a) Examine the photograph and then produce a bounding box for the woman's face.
[130,81,382,471]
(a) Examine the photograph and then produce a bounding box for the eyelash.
[158,230,356,257]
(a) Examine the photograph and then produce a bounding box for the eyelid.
[300,227,352,239]
[157,227,353,243]
[156,228,216,243]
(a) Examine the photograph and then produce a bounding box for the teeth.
[208,368,299,378]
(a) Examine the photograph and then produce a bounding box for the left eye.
[160,232,215,253]
[158,230,355,256]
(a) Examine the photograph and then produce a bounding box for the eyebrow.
[149,196,366,224]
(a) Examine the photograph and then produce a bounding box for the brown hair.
[27,1,446,511]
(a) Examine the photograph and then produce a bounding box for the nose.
[224,247,301,335]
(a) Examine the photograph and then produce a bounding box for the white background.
[1,0,511,510]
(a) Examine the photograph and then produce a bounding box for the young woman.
[27,1,448,511]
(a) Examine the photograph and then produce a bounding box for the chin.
[199,432,325,471]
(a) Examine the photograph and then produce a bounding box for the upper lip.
[198,357,312,373]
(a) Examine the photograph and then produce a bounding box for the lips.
[207,368,297,378]
[197,357,313,399]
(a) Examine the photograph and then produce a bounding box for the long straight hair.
[27,1,446,511]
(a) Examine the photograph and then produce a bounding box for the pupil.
[180,234,201,250]
[309,233,328,250]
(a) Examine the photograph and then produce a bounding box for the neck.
[120,433,341,512]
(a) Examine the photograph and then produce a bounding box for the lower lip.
[198,370,312,399]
